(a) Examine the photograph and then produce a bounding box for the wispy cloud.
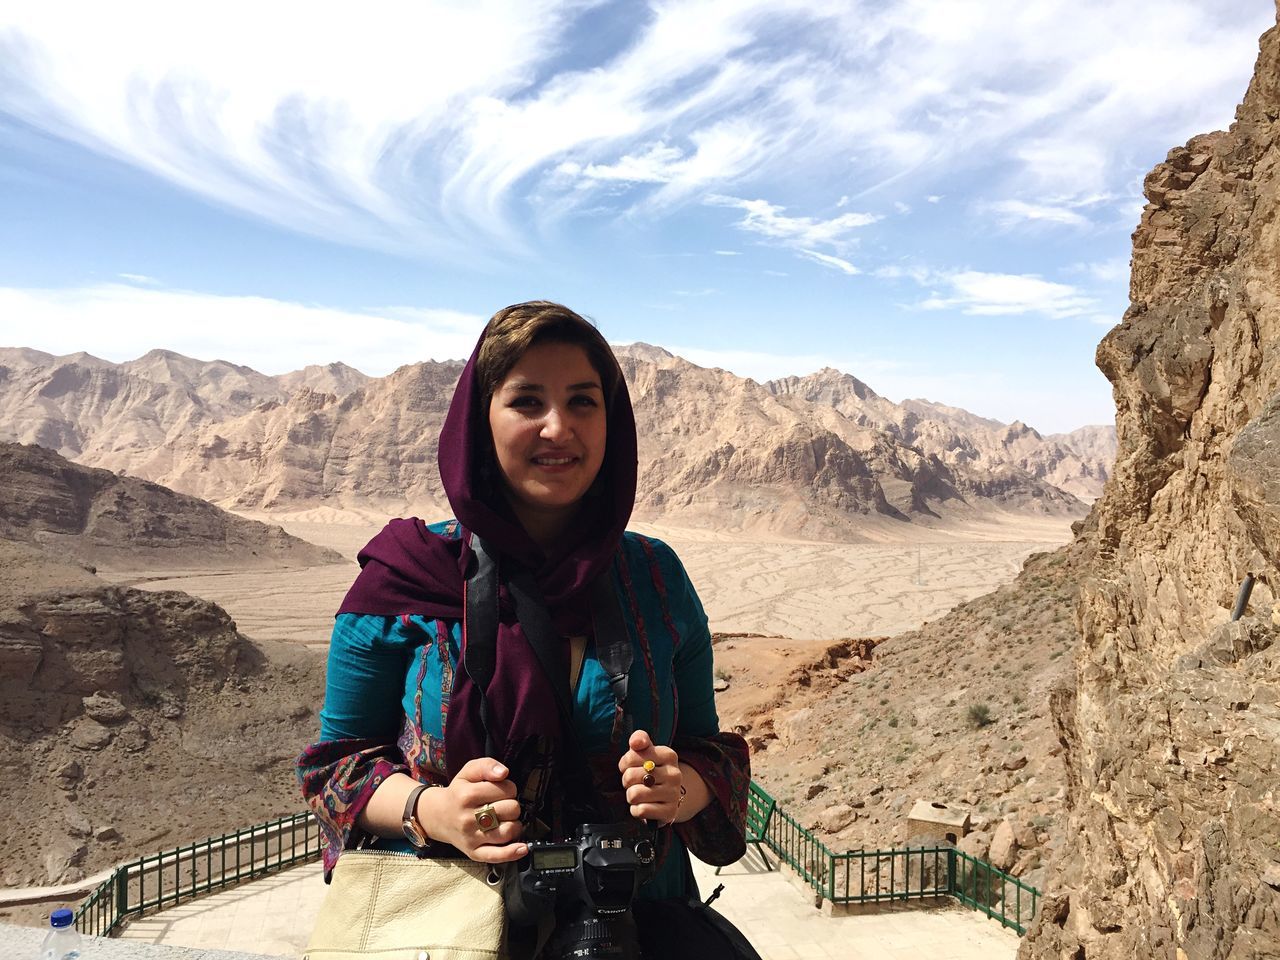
[919,271,1096,320]
[118,273,161,286]
[984,199,1092,228]
[0,284,486,373]
[707,196,880,251]
[1066,257,1131,283]
[0,1,1269,260]
[712,249,741,256]
[798,249,860,275]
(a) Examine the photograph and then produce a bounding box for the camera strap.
[465,535,635,816]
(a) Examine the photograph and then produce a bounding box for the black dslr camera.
[505,821,658,959]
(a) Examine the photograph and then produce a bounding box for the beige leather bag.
[303,849,507,960]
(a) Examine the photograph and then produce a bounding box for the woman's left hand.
[618,729,683,824]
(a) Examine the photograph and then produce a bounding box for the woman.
[297,301,749,943]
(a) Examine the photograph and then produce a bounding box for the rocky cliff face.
[0,442,342,569]
[1023,10,1280,958]
[0,541,323,890]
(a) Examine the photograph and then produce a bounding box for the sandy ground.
[108,509,1073,646]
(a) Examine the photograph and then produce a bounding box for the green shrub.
[966,703,994,728]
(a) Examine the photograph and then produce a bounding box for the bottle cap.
[50,908,74,928]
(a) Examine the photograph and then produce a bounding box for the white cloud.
[1066,257,1131,283]
[0,1,1269,259]
[985,199,1092,228]
[874,263,933,283]
[919,271,1096,319]
[798,249,860,275]
[704,194,877,274]
[118,273,161,285]
[579,143,687,183]
[712,249,741,256]
[893,201,911,215]
[0,284,486,373]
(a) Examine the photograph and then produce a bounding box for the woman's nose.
[540,405,572,440]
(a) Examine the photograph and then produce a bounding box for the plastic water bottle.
[40,909,82,960]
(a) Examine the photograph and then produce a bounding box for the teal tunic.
[316,526,723,899]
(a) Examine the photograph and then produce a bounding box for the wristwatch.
[402,783,433,851]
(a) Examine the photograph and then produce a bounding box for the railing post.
[115,866,128,925]
[947,848,956,897]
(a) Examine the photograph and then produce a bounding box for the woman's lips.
[531,454,578,469]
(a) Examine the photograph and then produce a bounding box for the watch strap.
[402,782,431,849]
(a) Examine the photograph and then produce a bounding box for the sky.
[0,1,1274,434]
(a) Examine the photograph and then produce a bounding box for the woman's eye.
[509,395,540,409]
[570,395,599,408]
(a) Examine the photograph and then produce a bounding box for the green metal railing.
[75,812,322,937]
[751,782,1041,935]
[73,784,1041,938]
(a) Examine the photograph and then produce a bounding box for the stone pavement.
[116,850,1021,959]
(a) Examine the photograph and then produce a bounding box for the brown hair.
[476,300,621,409]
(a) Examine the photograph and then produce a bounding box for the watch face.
[403,818,429,849]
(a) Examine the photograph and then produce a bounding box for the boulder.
[817,803,857,833]
[988,819,1018,872]
[958,830,991,861]
[70,719,112,750]
[82,693,128,724]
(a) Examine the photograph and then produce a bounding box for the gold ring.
[643,760,656,773]
[474,803,500,833]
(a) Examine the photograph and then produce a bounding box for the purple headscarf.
[337,316,638,776]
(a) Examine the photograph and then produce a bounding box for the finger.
[625,782,679,806]
[471,819,525,844]
[621,766,671,789]
[629,802,674,822]
[454,757,511,784]
[461,779,520,805]
[650,746,679,767]
[490,798,522,823]
[617,742,646,773]
[469,840,530,864]
[616,732,660,778]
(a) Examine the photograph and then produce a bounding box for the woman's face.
[487,341,607,527]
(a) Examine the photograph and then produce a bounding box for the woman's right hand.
[419,757,528,863]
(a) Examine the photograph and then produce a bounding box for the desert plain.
[114,507,1073,649]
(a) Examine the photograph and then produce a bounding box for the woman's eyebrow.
[504,380,601,392]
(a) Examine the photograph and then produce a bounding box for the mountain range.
[0,344,1114,536]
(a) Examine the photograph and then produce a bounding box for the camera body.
[505,821,658,959]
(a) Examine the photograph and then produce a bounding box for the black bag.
[635,896,764,960]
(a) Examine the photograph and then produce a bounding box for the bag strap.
[464,535,638,829]
[587,567,635,737]
[467,535,635,739]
